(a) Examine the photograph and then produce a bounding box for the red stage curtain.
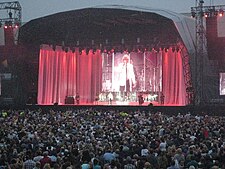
[38,44,186,105]
[38,45,102,105]
[162,48,186,105]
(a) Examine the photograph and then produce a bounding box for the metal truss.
[191,1,225,105]
[180,45,194,105]
[0,1,22,25]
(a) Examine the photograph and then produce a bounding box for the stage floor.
[46,101,180,106]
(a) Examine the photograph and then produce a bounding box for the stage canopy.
[18,5,196,54]
[18,5,199,106]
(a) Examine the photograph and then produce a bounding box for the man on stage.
[160,93,165,105]
[118,54,136,100]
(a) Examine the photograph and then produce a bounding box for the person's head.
[35,161,41,169]
[189,165,196,169]
[43,151,48,157]
[122,54,129,63]
[144,162,152,168]
[43,163,51,169]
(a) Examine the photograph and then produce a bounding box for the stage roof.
[18,5,196,54]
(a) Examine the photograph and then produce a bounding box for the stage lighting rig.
[191,3,225,18]
[0,1,22,28]
[191,1,225,105]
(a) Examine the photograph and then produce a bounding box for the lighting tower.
[191,0,225,105]
[0,1,22,27]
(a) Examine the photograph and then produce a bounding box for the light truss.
[0,1,22,26]
[191,1,225,105]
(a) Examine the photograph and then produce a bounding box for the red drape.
[162,48,186,105]
[38,45,186,105]
[38,45,102,105]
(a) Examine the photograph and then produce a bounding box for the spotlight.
[71,47,75,53]
[218,9,224,17]
[137,37,140,43]
[65,47,69,53]
[121,38,124,44]
[105,39,108,45]
[5,21,12,28]
[81,49,86,55]
[14,22,20,29]
[204,12,209,18]
[213,11,218,17]
[172,47,175,52]
[76,40,79,46]
[191,11,196,18]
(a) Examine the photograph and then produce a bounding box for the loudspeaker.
[0,97,14,106]
[65,96,74,104]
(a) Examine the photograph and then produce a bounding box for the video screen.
[101,52,162,102]
[220,72,225,95]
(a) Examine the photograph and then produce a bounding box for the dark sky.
[1,0,225,22]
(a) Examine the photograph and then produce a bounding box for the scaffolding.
[191,0,225,105]
[0,1,22,26]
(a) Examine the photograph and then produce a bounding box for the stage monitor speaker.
[65,96,74,104]
[0,97,14,106]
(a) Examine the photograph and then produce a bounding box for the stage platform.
[0,101,225,117]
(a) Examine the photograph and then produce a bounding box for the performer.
[95,94,99,105]
[118,54,136,100]
[108,92,113,105]
[75,93,80,105]
[138,93,144,105]
[160,93,165,105]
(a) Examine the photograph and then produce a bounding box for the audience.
[0,108,224,169]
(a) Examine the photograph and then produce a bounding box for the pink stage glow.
[38,45,186,105]
[38,45,102,105]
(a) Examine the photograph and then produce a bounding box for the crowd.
[0,108,224,169]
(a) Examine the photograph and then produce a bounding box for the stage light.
[71,47,75,53]
[213,11,218,17]
[5,21,13,28]
[204,12,209,18]
[76,40,79,46]
[81,49,86,55]
[121,38,124,44]
[52,44,56,51]
[191,11,196,18]
[14,23,19,29]
[218,9,224,17]
[14,21,20,28]
[64,47,69,53]
[4,25,7,29]
[137,37,140,43]
[164,47,169,52]
[172,47,175,52]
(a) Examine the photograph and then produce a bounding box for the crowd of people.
[0,107,224,169]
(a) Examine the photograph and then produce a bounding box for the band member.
[118,54,136,99]
[108,92,113,105]
[160,93,165,105]
[138,93,144,105]
[95,94,99,105]
[75,93,80,105]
